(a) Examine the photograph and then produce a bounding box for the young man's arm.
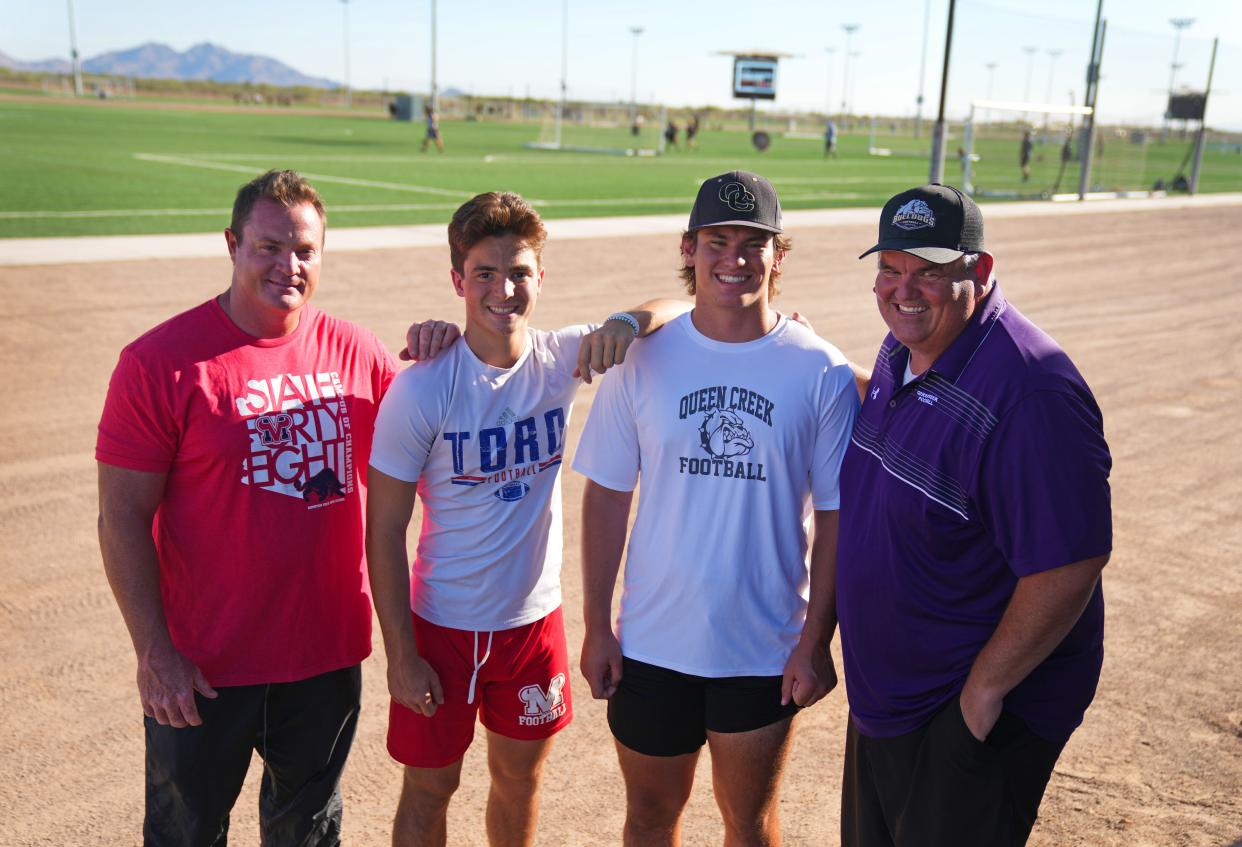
[97,463,217,728]
[575,298,692,383]
[780,508,840,708]
[579,480,635,699]
[365,467,444,716]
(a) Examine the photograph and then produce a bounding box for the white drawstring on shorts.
[466,630,494,705]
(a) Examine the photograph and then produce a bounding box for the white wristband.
[605,312,640,337]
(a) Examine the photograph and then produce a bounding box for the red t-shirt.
[97,299,398,686]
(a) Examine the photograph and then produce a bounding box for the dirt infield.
[2,203,1240,846]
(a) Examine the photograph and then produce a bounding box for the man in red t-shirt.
[97,170,400,846]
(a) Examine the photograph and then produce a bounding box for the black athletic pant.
[842,696,1066,847]
[143,664,361,847]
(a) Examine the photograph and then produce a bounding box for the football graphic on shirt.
[699,410,754,459]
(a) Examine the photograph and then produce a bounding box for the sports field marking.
[769,176,932,186]
[157,153,447,163]
[133,153,474,198]
[479,154,909,168]
[0,203,469,220]
[0,192,867,221]
[6,194,1242,267]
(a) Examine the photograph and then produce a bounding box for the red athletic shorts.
[387,607,573,768]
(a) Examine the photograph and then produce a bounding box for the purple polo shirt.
[837,283,1112,744]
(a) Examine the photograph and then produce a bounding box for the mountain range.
[0,42,337,88]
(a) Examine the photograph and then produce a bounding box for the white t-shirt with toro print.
[371,326,591,631]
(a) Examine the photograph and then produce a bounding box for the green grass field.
[3,98,1241,238]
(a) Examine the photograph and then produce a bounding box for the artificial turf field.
[2,96,1241,238]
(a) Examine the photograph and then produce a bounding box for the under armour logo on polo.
[719,182,756,212]
[892,198,936,231]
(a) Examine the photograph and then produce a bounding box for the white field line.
[4,193,1242,267]
[0,193,867,221]
[133,153,474,198]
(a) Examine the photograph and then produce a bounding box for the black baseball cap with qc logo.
[687,170,783,234]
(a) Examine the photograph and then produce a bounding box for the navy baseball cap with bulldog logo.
[859,183,985,264]
[688,170,783,234]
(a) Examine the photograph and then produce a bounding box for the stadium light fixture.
[66,0,82,97]
[340,0,351,109]
[841,24,859,117]
[629,26,644,126]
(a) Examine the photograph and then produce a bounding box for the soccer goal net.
[960,101,1095,199]
[526,101,666,156]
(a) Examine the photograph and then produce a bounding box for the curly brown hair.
[448,192,548,273]
[677,229,792,299]
[229,170,325,243]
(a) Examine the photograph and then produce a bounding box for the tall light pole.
[841,24,859,117]
[1022,45,1038,101]
[984,61,997,123]
[915,0,931,138]
[928,0,957,184]
[66,0,82,97]
[339,0,351,108]
[1043,49,1062,103]
[628,26,644,127]
[1166,16,1195,134]
[1043,48,1062,130]
[1168,17,1195,97]
[430,0,439,110]
[849,51,862,120]
[824,47,835,117]
[555,0,568,146]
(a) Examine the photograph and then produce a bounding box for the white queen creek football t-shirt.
[573,313,859,677]
[371,326,592,631]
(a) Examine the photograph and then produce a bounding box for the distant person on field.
[825,119,839,158]
[837,183,1112,846]
[574,171,861,845]
[422,104,445,153]
[97,170,411,845]
[664,119,679,150]
[686,114,701,150]
[366,192,687,846]
[1053,132,1074,193]
[1020,129,1034,182]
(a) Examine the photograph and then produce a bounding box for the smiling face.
[682,225,784,314]
[874,250,992,372]
[452,233,544,365]
[224,199,324,337]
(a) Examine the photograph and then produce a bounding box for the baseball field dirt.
[2,201,1240,846]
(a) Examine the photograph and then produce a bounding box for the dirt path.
[2,204,1240,846]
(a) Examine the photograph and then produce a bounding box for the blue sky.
[5,0,1239,129]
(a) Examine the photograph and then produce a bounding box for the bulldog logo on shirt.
[676,384,771,482]
[699,409,753,459]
